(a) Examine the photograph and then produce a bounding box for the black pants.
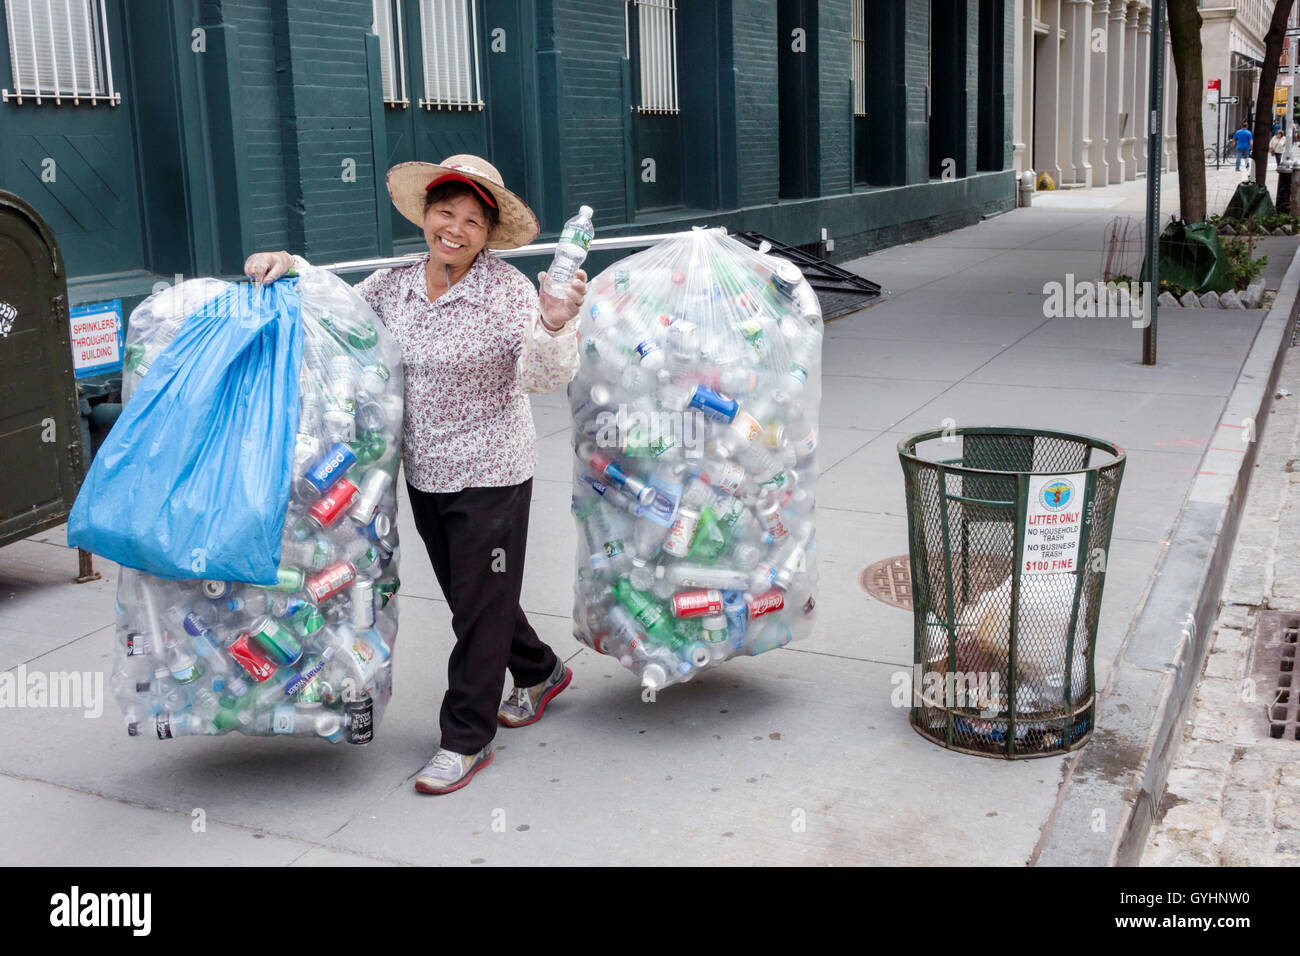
[406,478,558,754]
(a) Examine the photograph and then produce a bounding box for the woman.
[245,155,586,794]
[1272,130,1287,169]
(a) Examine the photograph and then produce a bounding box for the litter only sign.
[68,300,124,378]
[1020,472,1087,575]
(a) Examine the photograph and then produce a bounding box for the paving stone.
[1222,787,1270,828]
[1179,291,1201,308]
[1190,708,1236,742]
[1177,740,1236,772]
[1199,291,1222,309]
[1216,606,1252,632]
[1160,802,1222,834]
[1220,290,1245,309]
[1195,678,1242,710]
[1218,830,1278,866]
[1157,291,1181,309]
[1204,649,1245,681]
[1275,805,1300,830]
[1164,767,1226,805]
[1228,755,1281,791]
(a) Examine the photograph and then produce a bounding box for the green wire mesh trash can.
[898,427,1125,758]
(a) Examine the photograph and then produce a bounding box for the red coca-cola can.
[747,588,785,619]
[228,632,277,682]
[672,588,724,618]
[308,478,360,529]
[305,561,358,604]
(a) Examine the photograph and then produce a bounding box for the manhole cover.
[859,555,913,610]
[1250,610,1299,741]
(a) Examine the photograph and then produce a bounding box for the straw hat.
[386,155,540,250]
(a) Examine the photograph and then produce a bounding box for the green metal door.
[778,0,817,199]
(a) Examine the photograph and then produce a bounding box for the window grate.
[3,0,119,106]
[417,0,483,111]
[372,0,409,108]
[628,0,678,115]
[851,0,865,117]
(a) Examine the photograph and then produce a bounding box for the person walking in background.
[1234,124,1253,171]
[1271,130,1287,169]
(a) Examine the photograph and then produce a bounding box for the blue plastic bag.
[68,280,302,584]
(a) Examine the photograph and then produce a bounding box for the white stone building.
[1200,1,1267,160]
[1012,0,1179,186]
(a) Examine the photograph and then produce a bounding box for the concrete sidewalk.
[1,175,1294,866]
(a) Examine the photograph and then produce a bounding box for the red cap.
[425,172,498,209]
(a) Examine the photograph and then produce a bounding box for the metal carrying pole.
[317,231,702,274]
[1142,0,1167,366]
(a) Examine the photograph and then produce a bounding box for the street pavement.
[0,167,1292,865]
[1142,344,1300,867]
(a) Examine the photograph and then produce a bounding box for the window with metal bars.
[372,0,409,107]
[2,0,118,106]
[417,0,483,111]
[851,0,865,117]
[627,0,679,115]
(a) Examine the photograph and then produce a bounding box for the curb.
[1032,247,1300,867]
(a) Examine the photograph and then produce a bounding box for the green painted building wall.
[0,0,1017,314]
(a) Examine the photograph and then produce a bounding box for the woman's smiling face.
[423,191,491,273]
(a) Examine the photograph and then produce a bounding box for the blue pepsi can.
[722,590,748,645]
[688,385,739,424]
[303,442,357,496]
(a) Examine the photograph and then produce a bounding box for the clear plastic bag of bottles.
[569,227,821,690]
[112,266,404,742]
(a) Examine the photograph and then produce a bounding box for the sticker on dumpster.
[68,300,124,379]
[0,300,15,337]
[1021,472,1086,575]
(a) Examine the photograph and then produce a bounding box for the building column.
[1104,1,1127,182]
[1013,0,1029,172]
[1134,6,1151,176]
[1035,0,1063,183]
[1121,1,1140,179]
[1065,0,1093,185]
[1164,28,1177,172]
[1058,19,1076,183]
[1089,0,1110,185]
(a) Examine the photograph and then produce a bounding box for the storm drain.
[859,555,913,611]
[1251,610,1300,740]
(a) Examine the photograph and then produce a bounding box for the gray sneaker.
[414,744,493,794]
[498,657,572,728]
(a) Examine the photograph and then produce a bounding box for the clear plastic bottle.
[544,205,595,290]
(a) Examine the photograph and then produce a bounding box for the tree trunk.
[1168,0,1207,222]
[1254,0,1296,183]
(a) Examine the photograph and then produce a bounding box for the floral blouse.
[302,250,579,493]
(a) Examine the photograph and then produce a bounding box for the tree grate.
[1250,611,1300,741]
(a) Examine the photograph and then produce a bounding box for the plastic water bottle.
[547,206,595,288]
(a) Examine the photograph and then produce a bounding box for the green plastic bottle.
[612,578,682,650]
